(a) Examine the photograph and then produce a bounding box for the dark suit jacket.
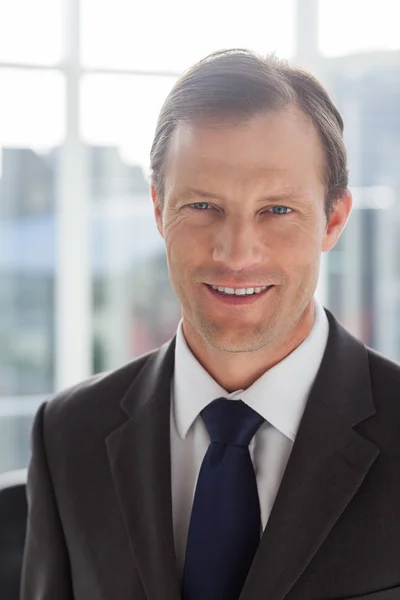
[21,309,400,600]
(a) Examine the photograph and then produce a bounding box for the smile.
[206,284,273,296]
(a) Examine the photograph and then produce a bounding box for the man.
[21,49,400,600]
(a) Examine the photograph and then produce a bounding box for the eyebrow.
[180,187,302,204]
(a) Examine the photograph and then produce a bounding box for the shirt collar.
[173,298,329,442]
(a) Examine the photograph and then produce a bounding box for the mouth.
[207,284,272,296]
[204,283,274,305]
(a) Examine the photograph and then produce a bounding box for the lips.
[205,283,274,305]
[208,284,270,296]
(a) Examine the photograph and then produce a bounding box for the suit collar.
[310,308,376,426]
[119,337,176,419]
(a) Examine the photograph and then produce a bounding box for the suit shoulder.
[365,346,400,421]
[366,345,400,386]
[41,346,162,431]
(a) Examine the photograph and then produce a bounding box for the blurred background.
[1,0,400,474]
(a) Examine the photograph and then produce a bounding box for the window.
[81,0,295,71]
[0,0,64,65]
[319,0,400,56]
[0,70,64,472]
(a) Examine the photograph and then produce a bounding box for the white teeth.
[210,285,270,296]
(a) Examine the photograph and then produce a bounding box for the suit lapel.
[105,339,181,600]
[240,309,380,600]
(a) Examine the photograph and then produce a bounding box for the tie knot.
[201,398,265,447]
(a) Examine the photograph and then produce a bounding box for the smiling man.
[22,50,400,600]
[155,102,340,391]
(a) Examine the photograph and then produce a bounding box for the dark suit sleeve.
[20,402,74,600]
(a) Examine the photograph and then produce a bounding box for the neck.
[182,301,316,392]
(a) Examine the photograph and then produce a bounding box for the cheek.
[164,234,199,291]
[166,222,210,266]
[274,222,317,256]
[271,223,321,280]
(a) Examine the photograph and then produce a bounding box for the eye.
[190,202,213,211]
[265,206,292,215]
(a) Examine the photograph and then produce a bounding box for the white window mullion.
[55,0,92,391]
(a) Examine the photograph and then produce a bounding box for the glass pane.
[0,0,64,65]
[90,182,181,374]
[325,66,400,361]
[81,74,176,169]
[319,0,400,57]
[0,69,65,147]
[81,75,182,372]
[0,146,58,473]
[0,70,63,473]
[81,0,295,72]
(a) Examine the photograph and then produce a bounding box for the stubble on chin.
[192,311,281,354]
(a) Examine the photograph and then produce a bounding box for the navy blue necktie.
[182,398,265,600]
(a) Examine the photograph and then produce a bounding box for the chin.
[199,320,273,354]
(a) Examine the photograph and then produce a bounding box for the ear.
[151,186,164,238]
[322,190,353,253]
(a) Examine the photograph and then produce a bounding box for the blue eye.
[268,206,292,215]
[191,202,211,211]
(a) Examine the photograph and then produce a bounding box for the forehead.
[164,106,325,193]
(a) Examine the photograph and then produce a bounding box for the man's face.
[152,106,350,353]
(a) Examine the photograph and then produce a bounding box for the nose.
[212,217,263,271]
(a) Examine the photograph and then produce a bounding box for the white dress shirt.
[170,298,329,576]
